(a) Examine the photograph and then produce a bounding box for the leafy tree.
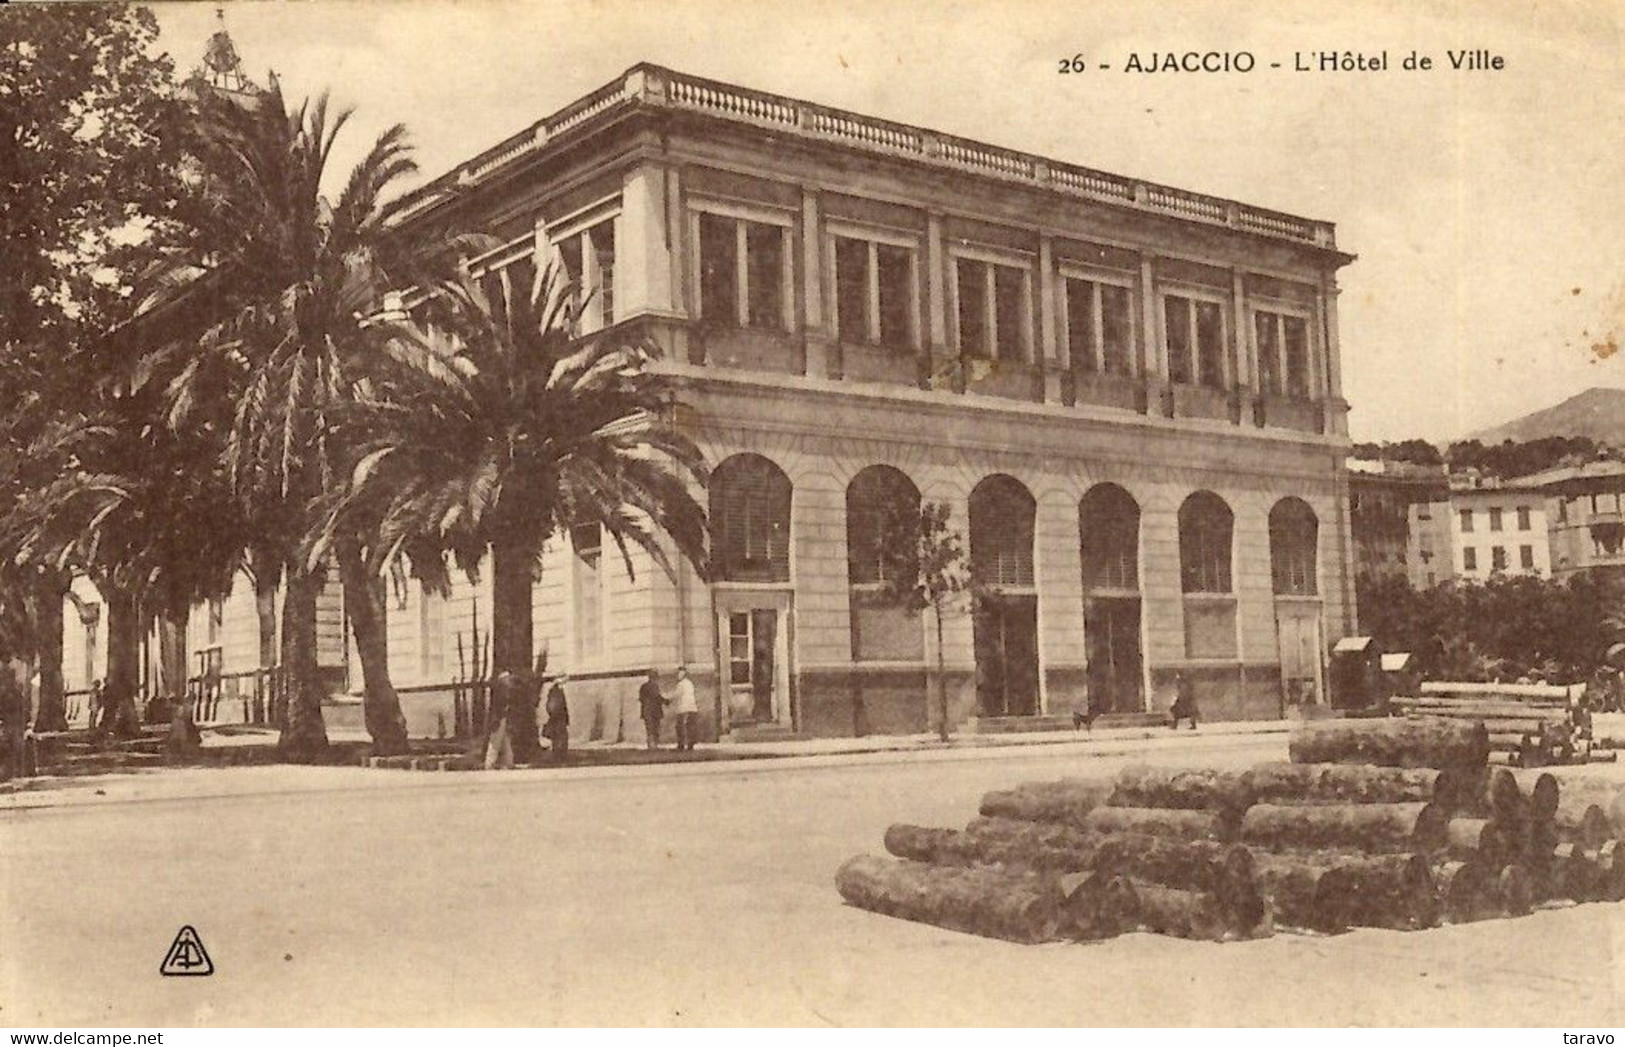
[1387,439,1445,466]
[1358,571,1622,683]
[0,4,190,732]
[311,263,709,764]
[871,500,971,742]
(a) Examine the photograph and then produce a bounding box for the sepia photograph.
[2,0,1623,1030]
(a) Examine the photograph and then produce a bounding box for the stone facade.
[65,64,1361,739]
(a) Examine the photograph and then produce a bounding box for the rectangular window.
[1164,294,1226,388]
[474,244,537,333]
[207,598,224,646]
[1065,278,1134,376]
[834,237,869,344]
[956,257,1028,360]
[1491,546,1508,572]
[728,612,751,686]
[1489,507,1503,531]
[1254,310,1311,397]
[1517,506,1531,530]
[556,220,616,332]
[745,222,785,329]
[1463,547,1478,571]
[1520,545,1535,569]
[956,260,989,358]
[1282,315,1309,397]
[993,264,1025,359]
[1195,300,1224,388]
[589,222,614,326]
[1459,509,1474,533]
[1165,296,1193,384]
[419,589,444,680]
[572,523,603,660]
[698,212,789,331]
[1100,284,1133,375]
[834,236,916,348]
[698,213,738,326]
[1065,277,1096,372]
[1254,311,1280,394]
[876,244,913,348]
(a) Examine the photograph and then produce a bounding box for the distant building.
[1347,459,1447,588]
[1419,479,1551,583]
[1518,459,1625,581]
[1406,499,1454,589]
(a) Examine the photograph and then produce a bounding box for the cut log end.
[1497,863,1534,916]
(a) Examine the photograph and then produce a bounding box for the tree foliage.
[871,500,971,741]
[0,4,188,348]
[1350,435,1613,479]
[1357,571,1625,682]
[0,5,192,728]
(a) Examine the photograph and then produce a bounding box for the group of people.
[504,665,698,765]
[637,666,699,751]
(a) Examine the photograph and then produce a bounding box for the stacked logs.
[836,716,1625,945]
[838,766,1273,944]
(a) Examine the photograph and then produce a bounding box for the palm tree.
[156,79,421,759]
[1,367,246,739]
[0,358,75,733]
[313,262,709,763]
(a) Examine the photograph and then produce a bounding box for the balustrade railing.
[399,64,1335,250]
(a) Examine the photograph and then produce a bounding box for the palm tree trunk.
[935,605,951,743]
[29,571,67,732]
[277,567,330,762]
[337,543,408,756]
[157,609,187,703]
[254,570,279,671]
[253,564,279,725]
[99,587,143,740]
[490,538,541,764]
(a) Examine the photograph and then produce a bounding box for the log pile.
[836,716,1625,945]
[1389,681,1612,767]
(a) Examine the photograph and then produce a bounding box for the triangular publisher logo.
[160,925,214,976]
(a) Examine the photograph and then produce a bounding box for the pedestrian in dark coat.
[638,668,665,749]
[544,675,571,760]
[1169,671,1199,731]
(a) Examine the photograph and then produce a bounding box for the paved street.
[3,734,1622,1027]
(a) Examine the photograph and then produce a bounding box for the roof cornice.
[392,63,1351,263]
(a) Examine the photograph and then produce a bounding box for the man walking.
[543,674,571,761]
[1169,671,1199,731]
[638,668,665,749]
[671,666,698,752]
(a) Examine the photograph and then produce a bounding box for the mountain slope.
[1468,387,1625,446]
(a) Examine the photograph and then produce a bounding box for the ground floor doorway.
[973,593,1039,717]
[715,591,793,729]
[1085,595,1144,714]
[1275,600,1325,706]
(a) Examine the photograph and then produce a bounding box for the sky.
[148,0,1625,445]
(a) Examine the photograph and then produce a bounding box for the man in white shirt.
[670,666,699,751]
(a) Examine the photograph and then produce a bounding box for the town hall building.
[66,64,1360,741]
